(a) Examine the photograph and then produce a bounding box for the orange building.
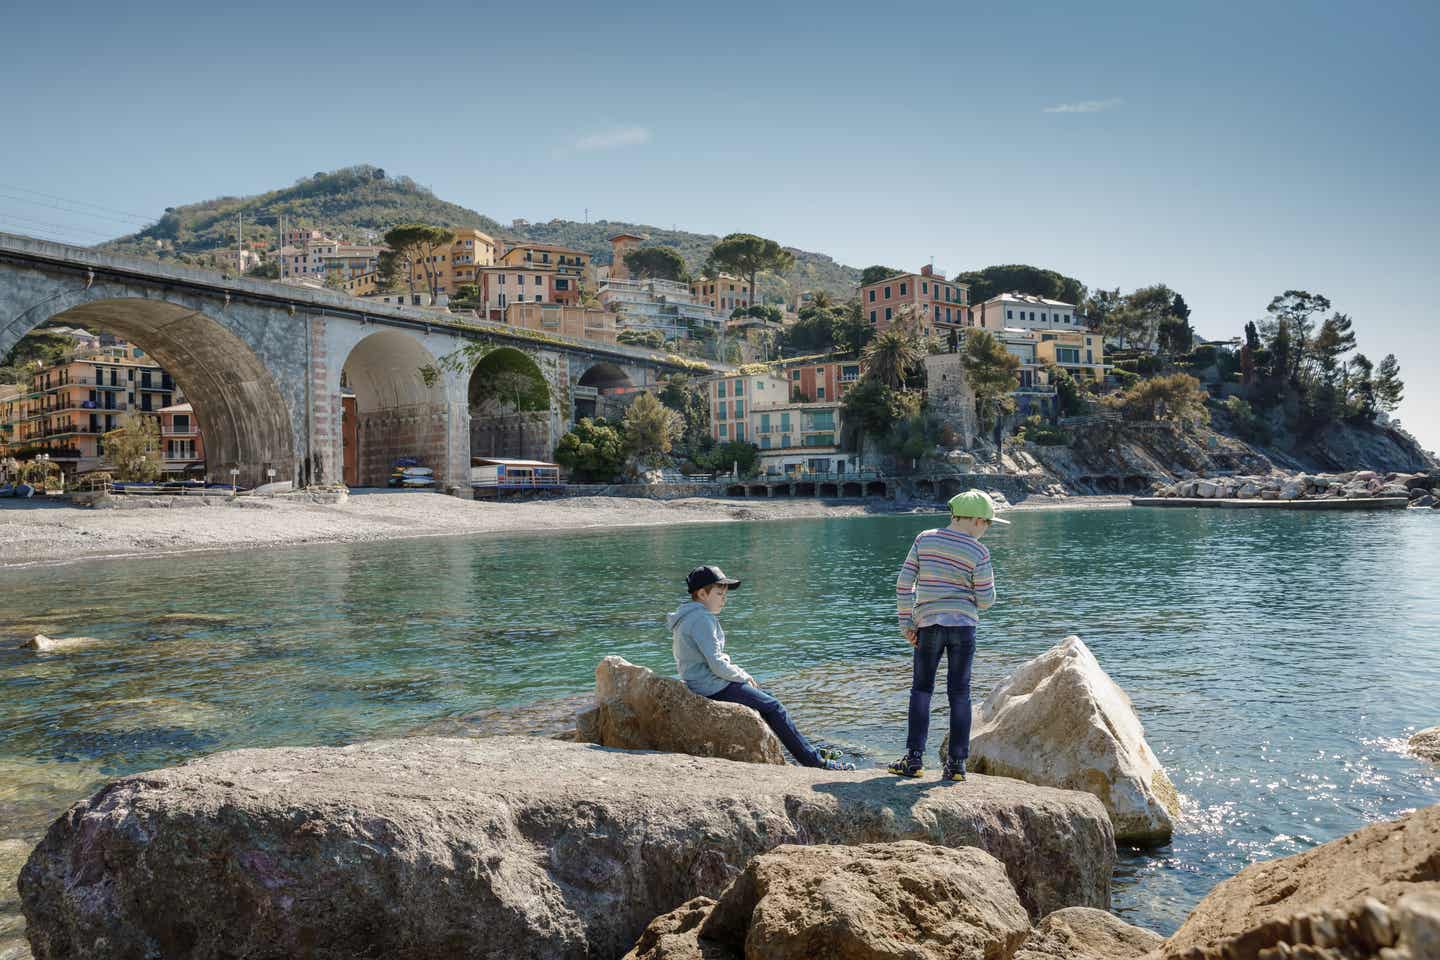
[690,274,754,314]
[503,302,618,344]
[411,228,499,294]
[607,233,647,280]
[858,265,968,337]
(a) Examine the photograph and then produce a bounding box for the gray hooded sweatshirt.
[667,600,754,697]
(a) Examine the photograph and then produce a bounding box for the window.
[1030,312,1036,322]
[1057,347,1081,364]
[757,381,764,390]
[885,307,892,321]
[717,400,727,419]
[883,286,892,299]
[870,310,877,323]
[720,423,728,438]
[780,413,791,431]
[535,275,542,285]
[1086,349,1094,363]
[816,387,825,399]
[533,294,543,302]
[791,371,800,380]
[761,437,771,449]
[518,275,525,286]
[735,422,745,440]
[735,381,744,395]
[868,290,876,302]
[922,282,928,294]
[555,279,569,290]
[1006,309,1013,319]
[760,414,771,432]
[734,400,744,417]
[946,308,952,322]
[899,282,907,296]
[717,381,727,397]
[935,306,941,321]
[780,434,791,447]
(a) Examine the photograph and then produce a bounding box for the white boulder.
[24,634,108,653]
[1279,481,1304,500]
[1195,480,1219,499]
[947,636,1180,845]
[1237,482,1262,499]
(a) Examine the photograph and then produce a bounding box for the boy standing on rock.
[669,565,855,771]
[888,490,1006,783]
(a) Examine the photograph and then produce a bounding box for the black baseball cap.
[686,565,742,593]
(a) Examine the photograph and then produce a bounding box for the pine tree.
[1375,354,1404,412]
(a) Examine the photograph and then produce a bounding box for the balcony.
[161,427,200,437]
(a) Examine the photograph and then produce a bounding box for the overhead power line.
[0,183,155,223]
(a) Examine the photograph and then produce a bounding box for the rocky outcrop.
[573,656,785,765]
[1013,907,1163,959]
[626,842,1033,960]
[1410,726,1440,762]
[20,736,1114,960]
[1158,804,1440,959]
[944,636,1180,846]
[1153,470,1440,507]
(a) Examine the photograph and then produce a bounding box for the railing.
[161,427,199,436]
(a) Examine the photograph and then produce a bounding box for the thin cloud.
[572,126,652,152]
[1043,98,1123,114]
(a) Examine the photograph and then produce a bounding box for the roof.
[858,270,964,289]
[158,403,193,413]
[501,241,589,256]
[609,233,646,242]
[471,457,559,468]
[983,291,1077,309]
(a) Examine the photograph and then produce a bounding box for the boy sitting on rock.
[669,565,854,771]
[888,490,1006,783]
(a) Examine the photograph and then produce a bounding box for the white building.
[599,277,727,341]
[973,292,1080,332]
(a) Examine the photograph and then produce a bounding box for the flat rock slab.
[1131,496,1411,510]
[20,736,1114,960]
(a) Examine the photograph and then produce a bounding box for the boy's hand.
[903,628,918,647]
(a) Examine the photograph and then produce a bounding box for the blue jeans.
[906,625,976,762]
[709,682,822,767]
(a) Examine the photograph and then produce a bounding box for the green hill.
[97,165,862,301]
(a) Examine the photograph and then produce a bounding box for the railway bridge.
[0,233,712,491]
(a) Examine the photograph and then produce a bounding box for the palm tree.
[808,290,835,312]
[862,326,925,390]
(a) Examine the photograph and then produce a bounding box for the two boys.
[667,490,1004,780]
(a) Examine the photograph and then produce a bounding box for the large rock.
[23,634,108,652]
[1410,726,1440,762]
[629,842,1032,960]
[576,656,785,765]
[1158,804,1440,959]
[1278,480,1304,500]
[1013,907,1163,959]
[945,636,1179,846]
[20,736,1114,960]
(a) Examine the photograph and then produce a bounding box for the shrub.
[1016,415,1069,446]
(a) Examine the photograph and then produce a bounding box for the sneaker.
[941,757,966,783]
[820,757,856,771]
[887,752,924,778]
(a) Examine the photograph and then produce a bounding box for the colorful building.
[774,357,863,403]
[705,370,852,476]
[159,402,206,475]
[410,228,498,294]
[972,292,1081,332]
[1033,328,1106,382]
[0,340,199,477]
[690,274,755,315]
[598,277,726,341]
[859,265,968,337]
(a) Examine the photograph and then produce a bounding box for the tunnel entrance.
[340,330,450,488]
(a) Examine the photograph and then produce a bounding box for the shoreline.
[0,491,1131,570]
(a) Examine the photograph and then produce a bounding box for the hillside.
[97,165,862,300]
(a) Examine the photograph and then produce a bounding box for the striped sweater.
[896,527,996,631]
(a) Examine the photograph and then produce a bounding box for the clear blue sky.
[3,0,1436,450]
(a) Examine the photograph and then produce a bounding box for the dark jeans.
[710,682,822,767]
[906,624,976,762]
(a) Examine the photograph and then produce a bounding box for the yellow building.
[1,341,189,476]
[1033,329,1106,382]
[410,228,498,294]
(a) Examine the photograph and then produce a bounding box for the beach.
[0,490,1130,569]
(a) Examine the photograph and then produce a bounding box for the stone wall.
[470,411,552,462]
[356,403,451,488]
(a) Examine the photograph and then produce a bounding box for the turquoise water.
[2,507,1439,938]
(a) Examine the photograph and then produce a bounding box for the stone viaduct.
[0,233,712,491]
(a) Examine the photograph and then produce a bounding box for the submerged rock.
[1013,906,1163,959]
[1158,804,1440,959]
[574,656,785,765]
[20,736,1114,960]
[1410,726,1440,762]
[23,634,109,653]
[945,635,1179,845]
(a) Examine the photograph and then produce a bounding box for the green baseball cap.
[948,489,1011,524]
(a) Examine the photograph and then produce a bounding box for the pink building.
[158,402,206,476]
[858,265,969,337]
